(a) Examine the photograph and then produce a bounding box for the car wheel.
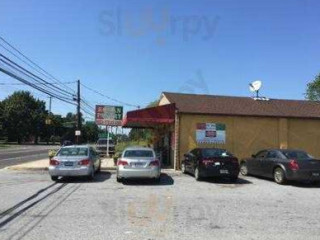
[274,167,286,184]
[51,176,58,181]
[88,166,95,180]
[116,176,122,183]
[181,163,186,174]
[194,167,201,181]
[240,163,249,176]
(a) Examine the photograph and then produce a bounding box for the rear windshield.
[202,149,233,158]
[124,150,154,158]
[57,147,88,156]
[97,139,114,145]
[281,150,314,160]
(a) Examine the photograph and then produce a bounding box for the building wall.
[177,113,320,169]
[288,118,320,155]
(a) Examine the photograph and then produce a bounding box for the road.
[0,145,58,169]
[0,169,320,240]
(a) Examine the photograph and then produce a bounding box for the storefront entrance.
[122,104,176,168]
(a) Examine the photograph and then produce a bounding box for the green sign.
[114,106,123,120]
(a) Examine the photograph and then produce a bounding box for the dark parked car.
[240,149,320,184]
[181,148,240,182]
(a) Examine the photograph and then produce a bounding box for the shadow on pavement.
[289,181,320,188]
[57,171,111,183]
[121,173,174,186]
[183,172,252,184]
[245,174,320,188]
[202,177,252,185]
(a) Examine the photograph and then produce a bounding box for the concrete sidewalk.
[5,157,117,171]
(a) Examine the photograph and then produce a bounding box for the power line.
[80,82,140,108]
[0,36,76,94]
[0,65,76,105]
[0,58,74,101]
[81,99,95,111]
[0,81,76,86]
[0,53,75,98]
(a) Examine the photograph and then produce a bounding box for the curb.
[5,166,117,171]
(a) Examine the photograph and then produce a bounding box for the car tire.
[274,167,286,185]
[88,166,95,180]
[240,162,249,176]
[194,167,201,181]
[181,163,186,174]
[116,176,122,183]
[51,176,58,181]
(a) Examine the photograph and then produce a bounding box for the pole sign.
[95,105,123,126]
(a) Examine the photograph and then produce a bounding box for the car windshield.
[281,150,314,160]
[124,150,154,158]
[202,149,233,158]
[57,147,88,156]
[97,139,114,145]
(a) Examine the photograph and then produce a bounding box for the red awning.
[122,104,176,128]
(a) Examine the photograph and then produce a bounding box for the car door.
[251,150,267,175]
[260,150,278,178]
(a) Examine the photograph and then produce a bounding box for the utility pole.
[49,96,52,113]
[76,79,81,144]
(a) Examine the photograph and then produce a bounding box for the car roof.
[124,146,154,151]
[195,148,226,151]
[259,149,304,151]
[62,145,90,148]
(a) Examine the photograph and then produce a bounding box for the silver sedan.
[49,145,101,181]
[116,147,161,183]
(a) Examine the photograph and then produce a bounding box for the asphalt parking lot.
[0,169,320,240]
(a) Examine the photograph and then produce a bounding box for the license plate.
[312,172,320,177]
[220,169,229,174]
[64,162,73,166]
[131,162,144,167]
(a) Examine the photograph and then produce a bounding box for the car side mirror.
[251,154,256,158]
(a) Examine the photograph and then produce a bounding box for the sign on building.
[196,123,226,144]
[95,105,123,126]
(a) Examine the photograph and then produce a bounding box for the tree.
[82,121,101,143]
[306,73,320,101]
[2,91,47,143]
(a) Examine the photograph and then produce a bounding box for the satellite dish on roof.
[249,80,262,92]
[249,80,262,98]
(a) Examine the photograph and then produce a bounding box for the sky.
[0,0,320,120]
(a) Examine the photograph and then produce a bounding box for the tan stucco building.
[123,92,320,170]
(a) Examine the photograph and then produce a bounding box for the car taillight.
[289,159,299,170]
[79,159,90,166]
[49,159,60,166]
[149,160,160,167]
[201,158,218,165]
[117,159,128,166]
